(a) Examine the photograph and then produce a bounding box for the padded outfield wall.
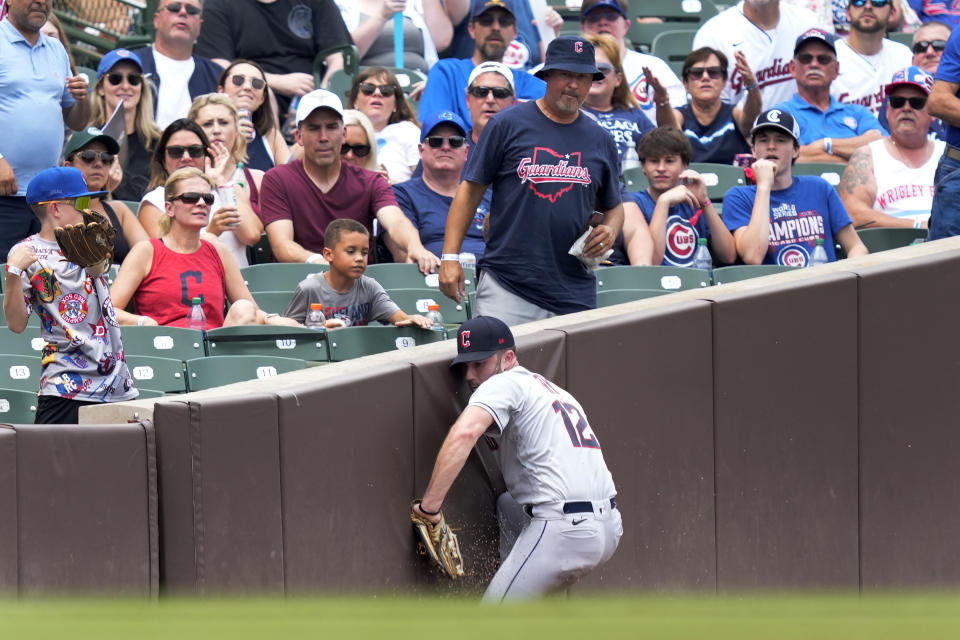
[2,237,959,594]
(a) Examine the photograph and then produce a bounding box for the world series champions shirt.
[11,236,136,403]
[722,176,852,266]
[463,101,622,314]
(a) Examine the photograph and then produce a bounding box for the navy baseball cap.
[471,0,516,19]
[63,126,120,159]
[535,36,603,80]
[420,111,469,141]
[451,316,516,366]
[794,28,837,55]
[751,108,801,143]
[96,48,143,79]
[581,0,628,18]
[26,167,107,204]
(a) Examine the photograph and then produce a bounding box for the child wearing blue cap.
[5,167,137,423]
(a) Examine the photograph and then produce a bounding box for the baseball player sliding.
[411,316,622,601]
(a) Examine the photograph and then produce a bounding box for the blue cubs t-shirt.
[393,177,489,259]
[464,100,622,314]
[582,106,654,169]
[723,176,852,266]
[632,190,711,267]
[935,27,960,147]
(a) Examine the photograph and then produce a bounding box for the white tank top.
[869,138,944,222]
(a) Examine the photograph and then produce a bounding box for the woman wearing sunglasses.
[659,47,760,165]
[217,60,290,171]
[348,68,421,183]
[87,49,162,202]
[111,167,299,329]
[582,34,654,171]
[62,128,149,265]
[341,110,390,178]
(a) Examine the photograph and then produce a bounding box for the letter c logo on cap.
[460,330,471,348]
[767,109,781,123]
[574,41,583,53]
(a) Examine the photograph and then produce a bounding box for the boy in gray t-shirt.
[283,219,433,328]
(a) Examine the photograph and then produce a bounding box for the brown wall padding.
[155,396,284,593]
[8,422,158,595]
[562,302,717,591]
[0,427,17,591]
[857,252,960,587]
[276,363,414,592]
[712,273,860,589]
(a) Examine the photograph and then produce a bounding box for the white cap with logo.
[295,89,345,126]
[467,61,515,92]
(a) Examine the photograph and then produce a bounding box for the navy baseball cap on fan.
[451,316,516,366]
[96,48,143,78]
[471,0,516,19]
[794,28,837,55]
[751,108,801,143]
[420,111,469,141]
[26,167,108,204]
[580,0,628,19]
[535,36,603,81]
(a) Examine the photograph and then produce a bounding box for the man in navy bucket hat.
[439,35,624,325]
[413,315,622,600]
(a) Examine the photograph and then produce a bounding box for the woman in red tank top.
[109,167,300,329]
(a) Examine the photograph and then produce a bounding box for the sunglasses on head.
[169,191,215,206]
[595,62,615,78]
[913,39,947,54]
[162,2,201,16]
[850,0,889,7]
[475,12,515,27]
[165,144,206,159]
[73,150,116,164]
[425,135,466,149]
[340,142,371,157]
[358,82,397,97]
[229,74,266,91]
[888,95,927,109]
[106,72,143,86]
[468,85,513,99]
[38,196,92,209]
[685,65,724,80]
[795,52,836,65]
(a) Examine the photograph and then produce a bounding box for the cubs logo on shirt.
[517,147,591,203]
[664,215,700,267]
[777,244,811,268]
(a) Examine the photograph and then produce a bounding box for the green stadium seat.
[0,387,38,423]
[595,265,711,291]
[135,388,165,399]
[622,166,648,192]
[326,325,446,362]
[792,162,846,187]
[0,295,41,328]
[205,325,329,361]
[856,227,928,253]
[627,0,718,51]
[364,263,441,290]
[0,354,41,393]
[120,326,205,360]
[185,355,306,392]
[597,289,673,306]
[651,29,698,70]
[240,263,328,293]
[0,327,46,357]
[385,288,469,324]
[689,163,746,201]
[712,264,799,284]
[125,355,187,394]
[251,290,296,316]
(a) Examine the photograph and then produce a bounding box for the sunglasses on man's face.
[850,0,889,7]
[467,85,513,99]
[475,12,515,27]
[106,72,142,86]
[165,144,206,159]
[358,82,397,97]
[73,150,116,164]
[340,142,372,157]
[162,2,201,16]
[913,39,947,54]
[595,63,615,78]
[795,52,836,65]
[888,95,927,110]
[685,65,724,80]
[229,74,266,91]
[425,135,466,149]
[169,191,215,206]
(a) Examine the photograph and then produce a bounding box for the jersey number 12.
[552,400,600,449]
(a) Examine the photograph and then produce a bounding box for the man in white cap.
[258,89,439,272]
[722,108,868,265]
[464,60,517,144]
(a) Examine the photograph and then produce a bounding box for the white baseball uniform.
[692,1,825,109]
[623,49,687,127]
[467,365,621,601]
[832,38,913,116]
[868,137,944,222]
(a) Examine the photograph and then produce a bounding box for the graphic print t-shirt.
[463,101,621,314]
[632,190,711,267]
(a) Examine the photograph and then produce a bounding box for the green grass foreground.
[4,592,960,639]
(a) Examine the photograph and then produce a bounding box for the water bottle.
[237,108,256,141]
[425,304,445,333]
[185,296,205,332]
[692,237,712,274]
[809,237,829,267]
[621,137,641,173]
[305,303,326,331]
[217,162,245,215]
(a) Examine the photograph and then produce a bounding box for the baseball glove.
[411,500,465,579]
[54,208,116,268]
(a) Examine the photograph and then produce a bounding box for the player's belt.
[562,498,617,514]
[945,144,960,163]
